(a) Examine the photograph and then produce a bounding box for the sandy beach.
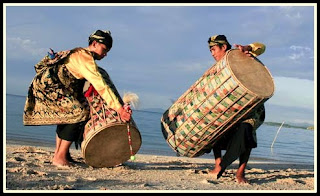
[4,143,316,193]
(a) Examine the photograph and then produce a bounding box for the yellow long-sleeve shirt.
[65,47,122,111]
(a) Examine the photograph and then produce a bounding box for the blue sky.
[4,3,316,125]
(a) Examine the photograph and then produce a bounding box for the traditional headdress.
[208,35,231,49]
[88,30,113,49]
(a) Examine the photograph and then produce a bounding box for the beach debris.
[7,167,23,173]
[200,179,210,184]
[47,184,75,190]
[99,187,110,190]
[13,156,26,162]
[66,176,78,182]
[83,176,96,181]
[25,169,39,175]
[249,168,266,173]
[140,183,151,187]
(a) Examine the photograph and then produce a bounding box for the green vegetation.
[264,121,314,130]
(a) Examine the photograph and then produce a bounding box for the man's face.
[209,44,227,61]
[92,41,110,60]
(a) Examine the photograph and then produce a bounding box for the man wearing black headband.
[207,35,266,184]
[23,29,132,167]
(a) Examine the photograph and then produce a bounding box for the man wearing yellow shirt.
[23,30,131,167]
[206,35,266,183]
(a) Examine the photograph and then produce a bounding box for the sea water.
[4,94,314,165]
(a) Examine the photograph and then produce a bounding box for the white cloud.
[278,6,304,23]
[289,45,313,60]
[268,76,314,110]
[6,37,47,60]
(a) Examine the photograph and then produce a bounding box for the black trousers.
[56,123,82,141]
[56,121,87,149]
[218,123,254,170]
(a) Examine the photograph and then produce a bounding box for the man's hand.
[117,105,132,122]
[234,44,254,58]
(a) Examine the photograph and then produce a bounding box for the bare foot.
[208,164,222,179]
[236,175,249,184]
[52,151,78,164]
[52,156,72,167]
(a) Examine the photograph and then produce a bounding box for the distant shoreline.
[263,122,314,130]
